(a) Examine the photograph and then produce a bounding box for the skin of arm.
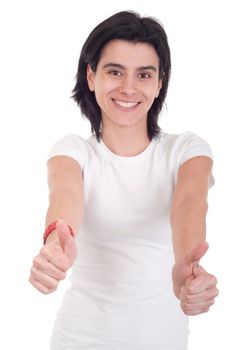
[170,155,211,262]
[170,156,219,315]
[29,155,84,294]
[45,155,84,243]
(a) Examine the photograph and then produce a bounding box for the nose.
[119,75,137,96]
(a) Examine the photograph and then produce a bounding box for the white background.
[0,0,238,349]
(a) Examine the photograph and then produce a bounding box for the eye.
[108,70,122,77]
[138,72,151,79]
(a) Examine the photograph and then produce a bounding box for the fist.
[172,242,219,316]
[179,264,219,316]
[29,219,77,294]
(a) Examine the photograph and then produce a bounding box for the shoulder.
[47,133,96,170]
[160,130,208,144]
[159,130,215,188]
[160,130,213,159]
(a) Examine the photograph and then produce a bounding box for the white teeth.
[113,99,139,108]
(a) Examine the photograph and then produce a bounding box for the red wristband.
[43,220,75,244]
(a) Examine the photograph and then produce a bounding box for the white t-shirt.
[47,130,215,350]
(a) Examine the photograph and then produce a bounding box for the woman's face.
[87,39,162,130]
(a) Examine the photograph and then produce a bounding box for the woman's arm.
[45,155,84,242]
[29,155,84,294]
[170,155,212,262]
[170,156,219,315]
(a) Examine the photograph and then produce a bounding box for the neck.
[101,126,151,157]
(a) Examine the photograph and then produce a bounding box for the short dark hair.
[71,10,171,142]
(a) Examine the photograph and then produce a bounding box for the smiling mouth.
[112,99,140,109]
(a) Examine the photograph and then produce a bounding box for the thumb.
[56,219,77,262]
[189,242,209,276]
[190,242,209,263]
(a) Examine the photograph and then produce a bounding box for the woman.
[29,11,218,350]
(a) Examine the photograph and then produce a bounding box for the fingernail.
[193,262,199,276]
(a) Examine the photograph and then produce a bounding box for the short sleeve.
[177,131,215,188]
[46,133,85,170]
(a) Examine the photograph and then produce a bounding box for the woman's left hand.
[172,242,219,316]
[178,264,219,316]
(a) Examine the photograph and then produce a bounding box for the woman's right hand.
[29,219,78,294]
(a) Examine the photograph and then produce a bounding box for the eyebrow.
[102,63,158,72]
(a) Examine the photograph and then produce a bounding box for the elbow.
[48,188,84,221]
[49,188,82,203]
[170,197,208,222]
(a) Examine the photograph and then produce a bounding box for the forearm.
[45,189,84,243]
[170,198,208,262]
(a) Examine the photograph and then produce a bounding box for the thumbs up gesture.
[29,219,77,294]
[172,242,219,315]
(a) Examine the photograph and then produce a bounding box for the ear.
[86,64,95,92]
[155,78,163,99]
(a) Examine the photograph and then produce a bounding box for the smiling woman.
[86,39,162,154]
[29,10,218,350]
[72,10,171,145]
